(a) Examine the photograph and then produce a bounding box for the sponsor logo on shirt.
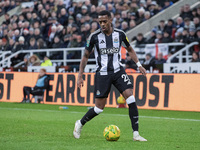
[100,47,119,55]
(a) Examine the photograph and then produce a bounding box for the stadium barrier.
[0,72,200,112]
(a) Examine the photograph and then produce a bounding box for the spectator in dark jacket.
[28,37,38,50]
[6,39,15,51]
[21,68,49,103]
[180,4,193,20]
[147,29,157,43]
[58,8,68,26]
[162,30,173,43]
[135,33,146,46]
[155,52,166,64]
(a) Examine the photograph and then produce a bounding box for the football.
[117,96,126,104]
[103,125,120,141]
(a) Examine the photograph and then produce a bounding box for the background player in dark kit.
[73,10,147,141]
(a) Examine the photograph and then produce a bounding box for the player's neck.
[103,26,113,36]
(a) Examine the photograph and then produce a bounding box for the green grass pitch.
[0,102,199,150]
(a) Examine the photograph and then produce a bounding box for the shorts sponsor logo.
[96,90,100,95]
[100,47,119,55]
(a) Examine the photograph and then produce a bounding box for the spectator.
[155,52,166,64]
[90,5,98,18]
[175,17,184,29]
[14,36,27,53]
[162,30,173,43]
[155,31,163,43]
[177,28,189,43]
[37,38,46,49]
[156,20,167,33]
[62,34,70,48]
[162,0,173,11]
[193,17,200,29]
[23,28,30,46]
[52,36,63,48]
[191,51,200,62]
[34,28,43,41]
[187,27,197,44]
[48,25,57,47]
[6,38,15,51]
[90,21,98,33]
[29,37,38,50]
[21,68,49,103]
[51,36,63,59]
[148,1,159,16]
[180,4,193,20]
[4,13,10,25]
[143,11,151,21]
[167,51,178,63]
[121,21,129,32]
[28,54,41,66]
[146,29,157,43]
[136,8,145,25]
[184,17,193,29]
[165,19,174,35]
[129,20,136,29]
[58,8,68,26]
[0,39,2,51]
[134,33,146,46]
[196,27,200,45]
[1,38,8,51]
[143,53,155,70]
[41,56,53,66]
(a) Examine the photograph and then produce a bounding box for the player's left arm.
[121,32,146,76]
[126,46,146,76]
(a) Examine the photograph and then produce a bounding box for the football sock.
[128,102,139,131]
[80,106,103,125]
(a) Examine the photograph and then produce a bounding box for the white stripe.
[112,31,120,72]
[0,107,199,122]
[98,33,108,74]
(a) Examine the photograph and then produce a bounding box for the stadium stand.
[0,0,199,73]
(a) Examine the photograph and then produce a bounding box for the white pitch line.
[0,107,200,122]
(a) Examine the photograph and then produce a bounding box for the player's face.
[98,15,111,32]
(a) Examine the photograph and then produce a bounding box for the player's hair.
[98,10,111,18]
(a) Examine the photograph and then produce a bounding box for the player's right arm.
[77,50,90,88]
[77,34,95,88]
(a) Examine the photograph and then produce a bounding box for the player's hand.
[139,66,146,76]
[77,76,84,88]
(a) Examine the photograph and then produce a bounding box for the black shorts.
[94,69,133,98]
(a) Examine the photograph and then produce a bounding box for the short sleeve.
[85,34,95,53]
[121,32,130,48]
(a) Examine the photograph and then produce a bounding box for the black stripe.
[105,34,114,73]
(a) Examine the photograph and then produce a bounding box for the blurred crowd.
[129,3,200,71]
[0,0,178,67]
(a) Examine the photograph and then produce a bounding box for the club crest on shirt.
[114,37,119,43]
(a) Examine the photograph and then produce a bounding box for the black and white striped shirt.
[86,28,130,75]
